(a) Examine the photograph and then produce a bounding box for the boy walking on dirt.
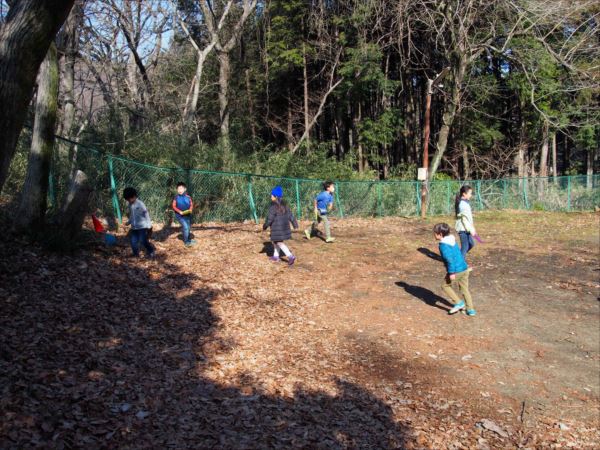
[172,182,196,247]
[123,187,155,258]
[304,181,335,243]
[433,223,476,316]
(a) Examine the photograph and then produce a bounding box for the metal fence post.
[415,181,421,216]
[295,179,301,219]
[446,180,451,214]
[334,182,344,218]
[502,179,507,208]
[377,182,383,217]
[247,175,258,224]
[107,155,122,223]
[523,177,530,210]
[186,169,193,224]
[476,180,483,209]
[567,176,572,211]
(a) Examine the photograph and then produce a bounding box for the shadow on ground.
[0,236,407,449]
[417,247,443,262]
[395,281,452,311]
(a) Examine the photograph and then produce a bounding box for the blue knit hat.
[271,185,283,198]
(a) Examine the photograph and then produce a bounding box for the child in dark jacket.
[433,223,476,316]
[263,185,299,265]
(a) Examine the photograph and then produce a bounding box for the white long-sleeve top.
[455,199,475,234]
[126,199,152,230]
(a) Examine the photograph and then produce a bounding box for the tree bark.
[551,132,557,177]
[245,69,257,141]
[356,102,364,173]
[15,44,59,232]
[287,89,294,151]
[58,169,92,240]
[463,144,470,180]
[428,54,467,181]
[302,42,310,151]
[0,0,76,193]
[217,51,232,164]
[539,121,549,178]
[57,0,82,142]
[587,147,595,189]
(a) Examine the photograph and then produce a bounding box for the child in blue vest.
[123,187,155,258]
[433,223,476,316]
[172,182,196,247]
[304,181,335,243]
[263,185,298,265]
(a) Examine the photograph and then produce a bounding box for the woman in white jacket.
[455,185,476,259]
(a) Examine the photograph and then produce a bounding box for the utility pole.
[420,68,449,219]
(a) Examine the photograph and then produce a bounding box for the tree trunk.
[356,102,364,173]
[302,42,310,151]
[0,0,76,193]
[551,132,557,177]
[287,88,294,151]
[539,121,549,178]
[184,47,214,126]
[538,121,549,196]
[217,50,231,164]
[428,54,467,181]
[57,169,92,240]
[516,145,526,178]
[15,44,59,232]
[587,147,595,189]
[57,0,82,142]
[245,69,257,141]
[463,144,470,180]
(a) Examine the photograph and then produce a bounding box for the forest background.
[4,0,599,183]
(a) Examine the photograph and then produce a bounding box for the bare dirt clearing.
[1,211,598,448]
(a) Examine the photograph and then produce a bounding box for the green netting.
[1,135,598,225]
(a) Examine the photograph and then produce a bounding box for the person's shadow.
[417,247,443,262]
[395,281,453,311]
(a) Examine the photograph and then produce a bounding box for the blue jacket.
[439,235,468,274]
[315,191,333,215]
[172,193,193,217]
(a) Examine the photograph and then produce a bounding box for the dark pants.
[130,229,154,256]
[458,231,475,258]
[176,215,192,243]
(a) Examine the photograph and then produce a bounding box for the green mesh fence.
[1,135,598,226]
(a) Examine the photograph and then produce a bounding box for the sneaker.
[448,301,465,315]
[325,237,335,243]
[269,256,280,263]
[189,239,197,245]
[184,242,193,247]
[288,255,296,266]
[466,309,477,316]
[147,252,156,259]
[304,229,312,240]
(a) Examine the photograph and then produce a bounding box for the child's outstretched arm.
[172,198,183,215]
[289,211,299,230]
[262,206,275,230]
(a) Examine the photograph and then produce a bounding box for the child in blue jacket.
[304,180,335,243]
[433,223,476,316]
[172,182,196,247]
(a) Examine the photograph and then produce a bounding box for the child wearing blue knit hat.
[263,185,299,265]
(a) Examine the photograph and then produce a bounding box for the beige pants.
[441,270,474,310]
